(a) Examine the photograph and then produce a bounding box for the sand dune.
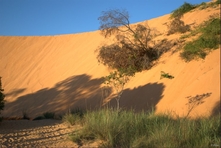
[0,5,220,118]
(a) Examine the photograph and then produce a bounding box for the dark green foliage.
[0,77,5,117]
[216,0,221,4]
[202,18,221,35]
[160,71,174,79]
[181,18,220,61]
[104,71,131,110]
[171,2,196,18]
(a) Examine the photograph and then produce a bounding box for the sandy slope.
[0,5,220,119]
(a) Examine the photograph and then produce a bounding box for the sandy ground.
[0,3,219,118]
[0,3,220,147]
[0,119,80,147]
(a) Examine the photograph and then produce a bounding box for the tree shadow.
[4,74,165,118]
[185,93,211,118]
[210,100,220,117]
[106,82,165,112]
[4,74,105,117]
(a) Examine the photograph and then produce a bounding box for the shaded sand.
[0,3,220,120]
[0,119,100,147]
[0,119,77,147]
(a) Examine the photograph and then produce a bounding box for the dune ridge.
[0,5,220,118]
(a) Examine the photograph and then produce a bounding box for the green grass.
[180,17,220,61]
[198,0,220,10]
[171,2,196,18]
[62,108,85,125]
[65,108,220,148]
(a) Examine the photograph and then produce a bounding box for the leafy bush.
[181,18,220,61]
[171,2,196,18]
[0,77,5,117]
[104,71,131,110]
[97,9,162,75]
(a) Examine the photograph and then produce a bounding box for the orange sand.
[0,5,220,118]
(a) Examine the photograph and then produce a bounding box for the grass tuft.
[67,108,220,147]
[171,2,196,18]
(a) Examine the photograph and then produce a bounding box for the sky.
[0,0,210,36]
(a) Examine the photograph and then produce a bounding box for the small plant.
[160,71,174,79]
[104,70,132,110]
[43,112,55,119]
[171,2,196,18]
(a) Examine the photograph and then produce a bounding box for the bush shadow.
[106,82,165,112]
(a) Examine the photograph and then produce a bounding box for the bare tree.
[98,9,153,51]
[97,9,159,74]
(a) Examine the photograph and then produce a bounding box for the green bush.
[171,2,196,18]
[181,18,220,61]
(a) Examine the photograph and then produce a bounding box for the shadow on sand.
[106,82,165,112]
[4,74,165,117]
[210,100,220,117]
